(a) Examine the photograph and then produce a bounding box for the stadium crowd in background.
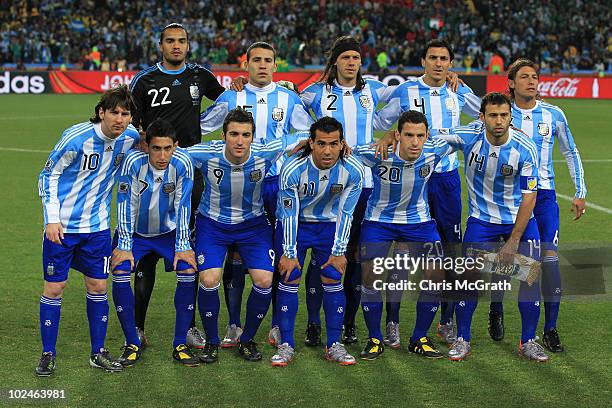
[1,0,610,73]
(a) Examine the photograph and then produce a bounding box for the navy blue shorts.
[463,217,541,260]
[533,189,559,251]
[274,221,342,281]
[348,187,373,245]
[359,219,443,260]
[42,230,112,282]
[112,230,192,273]
[195,215,275,272]
[262,175,279,226]
[428,169,462,243]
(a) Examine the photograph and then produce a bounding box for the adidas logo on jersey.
[257,98,266,104]
[105,145,113,152]
[320,174,329,181]
[431,90,440,96]
[344,90,351,96]
[172,79,181,86]
[155,177,163,183]
[489,151,498,158]
[523,115,532,121]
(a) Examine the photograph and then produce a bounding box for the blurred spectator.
[0,0,609,73]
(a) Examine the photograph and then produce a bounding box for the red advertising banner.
[487,75,612,99]
[47,70,321,94]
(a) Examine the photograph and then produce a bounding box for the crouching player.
[111,118,199,367]
[188,107,306,363]
[36,86,139,376]
[272,117,364,366]
[355,110,452,360]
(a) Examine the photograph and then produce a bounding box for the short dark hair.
[300,117,345,159]
[246,42,276,61]
[160,23,188,43]
[507,58,540,98]
[222,107,255,135]
[146,118,176,144]
[398,110,429,132]
[422,39,454,61]
[90,85,136,123]
[480,92,512,114]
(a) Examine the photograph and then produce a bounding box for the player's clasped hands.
[45,223,64,245]
[173,249,197,271]
[111,248,134,271]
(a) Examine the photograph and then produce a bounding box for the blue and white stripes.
[276,154,364,258]
[38,122,139,232]
[116,148,193,252]
[512,101,586,198]
[86,292,108,302]
[40,296,62,307]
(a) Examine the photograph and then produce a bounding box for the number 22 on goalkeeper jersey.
[116,148,194,252]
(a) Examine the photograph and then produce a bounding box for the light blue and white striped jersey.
[187,134,303,224]
[354,138,454,224]
[200,82,313,177]
[438,123,539,224]
[38,122,140,233]
[277,154,364,257]
[511,101,586,198]
[116,148,194,252]
[375,76,481,173]
[300,79,394,188]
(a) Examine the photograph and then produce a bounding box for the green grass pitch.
[0,95,610,407]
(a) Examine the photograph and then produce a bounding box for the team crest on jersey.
[537,123,550,136]
[163,182,176,193]
[501,164,514,176]
[359,95,371,109]
[419,165,431,178]
[272,107,284,122]
[44,159,54,171]
[118,182,129,194]
[113,153,124,167]
[330,183,344,193]
[527,177,537,191]
[190,85,199,99]
[249,169,262,182]
[283,198,293,209]
[445,98,456,111]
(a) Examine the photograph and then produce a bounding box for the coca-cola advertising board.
[487,75,612,99]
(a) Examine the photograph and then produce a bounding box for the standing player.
[111,118,200,367]
[375,39,481,347]
[488,58,586,351]
[188,108,306,363]
[129,23,226,348]
[299,36,394,346]
[272,117,364,366]
[200,42,313,347]
[355,110,454,360]
[36,86,139,376]
[437,93,549,362]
